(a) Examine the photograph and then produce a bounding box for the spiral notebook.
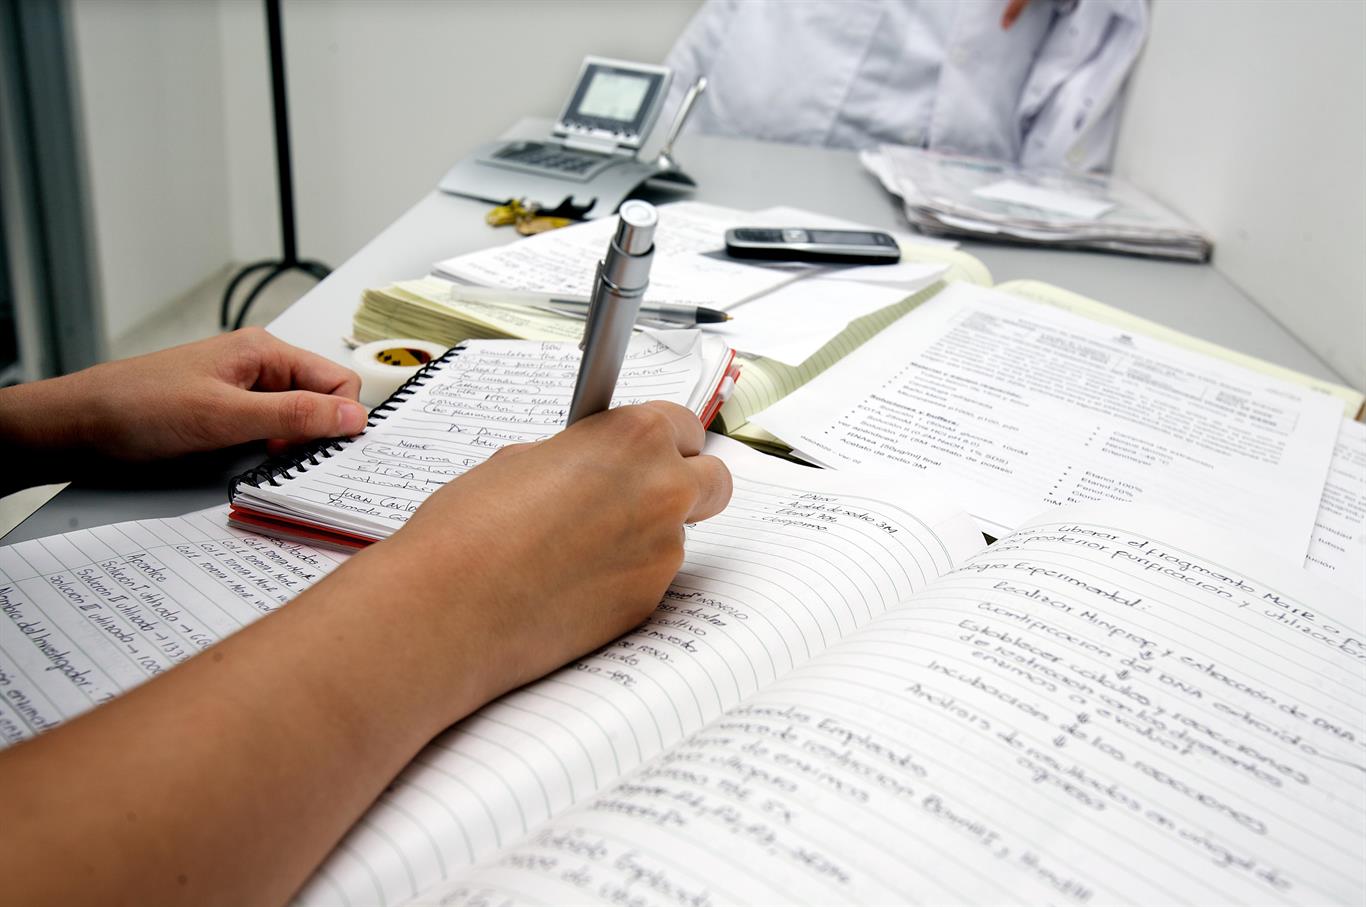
[228,333,738,549]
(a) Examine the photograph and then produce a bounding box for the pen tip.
[723,313,733,322]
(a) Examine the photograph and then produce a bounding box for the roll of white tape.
[352,338,448,408]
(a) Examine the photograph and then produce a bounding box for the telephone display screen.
[560,61,667,142]
[577,71,652,122]
[808,230,889,245]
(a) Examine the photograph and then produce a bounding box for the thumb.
[232,389,369,443]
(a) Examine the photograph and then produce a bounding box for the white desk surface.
[6,119,1344,543]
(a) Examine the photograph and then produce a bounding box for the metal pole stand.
[220,0,330,331]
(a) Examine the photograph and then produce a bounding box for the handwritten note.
[434,202,801,310]
[0,508,349,748]
[290,436,985,906]
[752,283,1343,552]
[416,506,1365,906]
[234,336,715,541]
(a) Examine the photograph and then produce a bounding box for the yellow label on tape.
[374,346,434,367]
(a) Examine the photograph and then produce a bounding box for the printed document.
[752,283,1342,552]
[1304,419,1366,593]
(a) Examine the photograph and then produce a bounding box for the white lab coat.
[663,0,1148,171]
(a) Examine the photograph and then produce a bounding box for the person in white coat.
[662,0,1148,171]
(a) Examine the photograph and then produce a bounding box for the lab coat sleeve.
[1017,0,1149,171]
[660,0,739,129]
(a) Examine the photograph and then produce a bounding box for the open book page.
[910,243,992,284]
[417,506,1365,906]
[0,507,350,748]
[752,283,1343,554]
[706,276,927,367]
[719,281,945,446]
[1305,419,1366,592]
[997,279,1365,418]
[434,202,802,310]
[718,258,994,448]
[233,335,717,541]
[688,201,960,366]
[293,436,985,906]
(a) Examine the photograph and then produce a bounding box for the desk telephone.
[438,56,704,219]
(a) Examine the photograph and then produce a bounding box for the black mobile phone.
[723,227,901,264]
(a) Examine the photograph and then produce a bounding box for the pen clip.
[581,259,606,351]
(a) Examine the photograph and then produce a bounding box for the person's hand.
[1002,0,1030,29]
[0,402,732,907]
[370,400,733,714]
[0,328,366,467]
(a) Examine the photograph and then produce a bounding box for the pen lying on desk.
[448,284,731,325]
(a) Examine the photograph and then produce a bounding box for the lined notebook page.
[420,507,1365,906]
[237,337,707,539]
[293,437,985,906]
[0,508,349,747]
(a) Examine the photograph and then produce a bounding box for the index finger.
[252,331,363,400]
[1001,0,1029,28]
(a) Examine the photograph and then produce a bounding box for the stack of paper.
[863,144,1213,261]
[354,277,585,348]
[355,202,983,369]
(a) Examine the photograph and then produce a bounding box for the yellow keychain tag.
[485,198,533,227]
[516,216,573,236]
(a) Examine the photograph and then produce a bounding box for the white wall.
[221,0,702,266]
[70,0,700,343]
[75,0,1364,389]
[1114,0,1366,389]
[70,0,232,341]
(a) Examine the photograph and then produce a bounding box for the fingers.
[682,454,732,522]
[233,328,363,400]
[563,403,724,520]
[229,388,369,444]
[636,401,707,457]
[1001,0,1028,29]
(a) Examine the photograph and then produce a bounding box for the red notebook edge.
[700,349,741,429]
[227,507,376,551]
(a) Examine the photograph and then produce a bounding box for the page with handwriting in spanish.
[417,506,1365,906]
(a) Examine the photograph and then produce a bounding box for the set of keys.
[484,199,574,236]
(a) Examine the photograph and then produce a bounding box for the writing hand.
[0,329,366,483]
[0,400,732,906]
[381,400,734,712]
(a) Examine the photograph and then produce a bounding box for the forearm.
[0,538,491,907]
[0,377,97,493]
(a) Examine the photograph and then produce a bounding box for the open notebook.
[228,332,737,548]
[1,439,1361,905]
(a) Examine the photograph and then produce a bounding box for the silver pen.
[449,284,729,325]
[566,200,658,426]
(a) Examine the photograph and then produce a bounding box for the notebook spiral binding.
[228,344,466,501]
